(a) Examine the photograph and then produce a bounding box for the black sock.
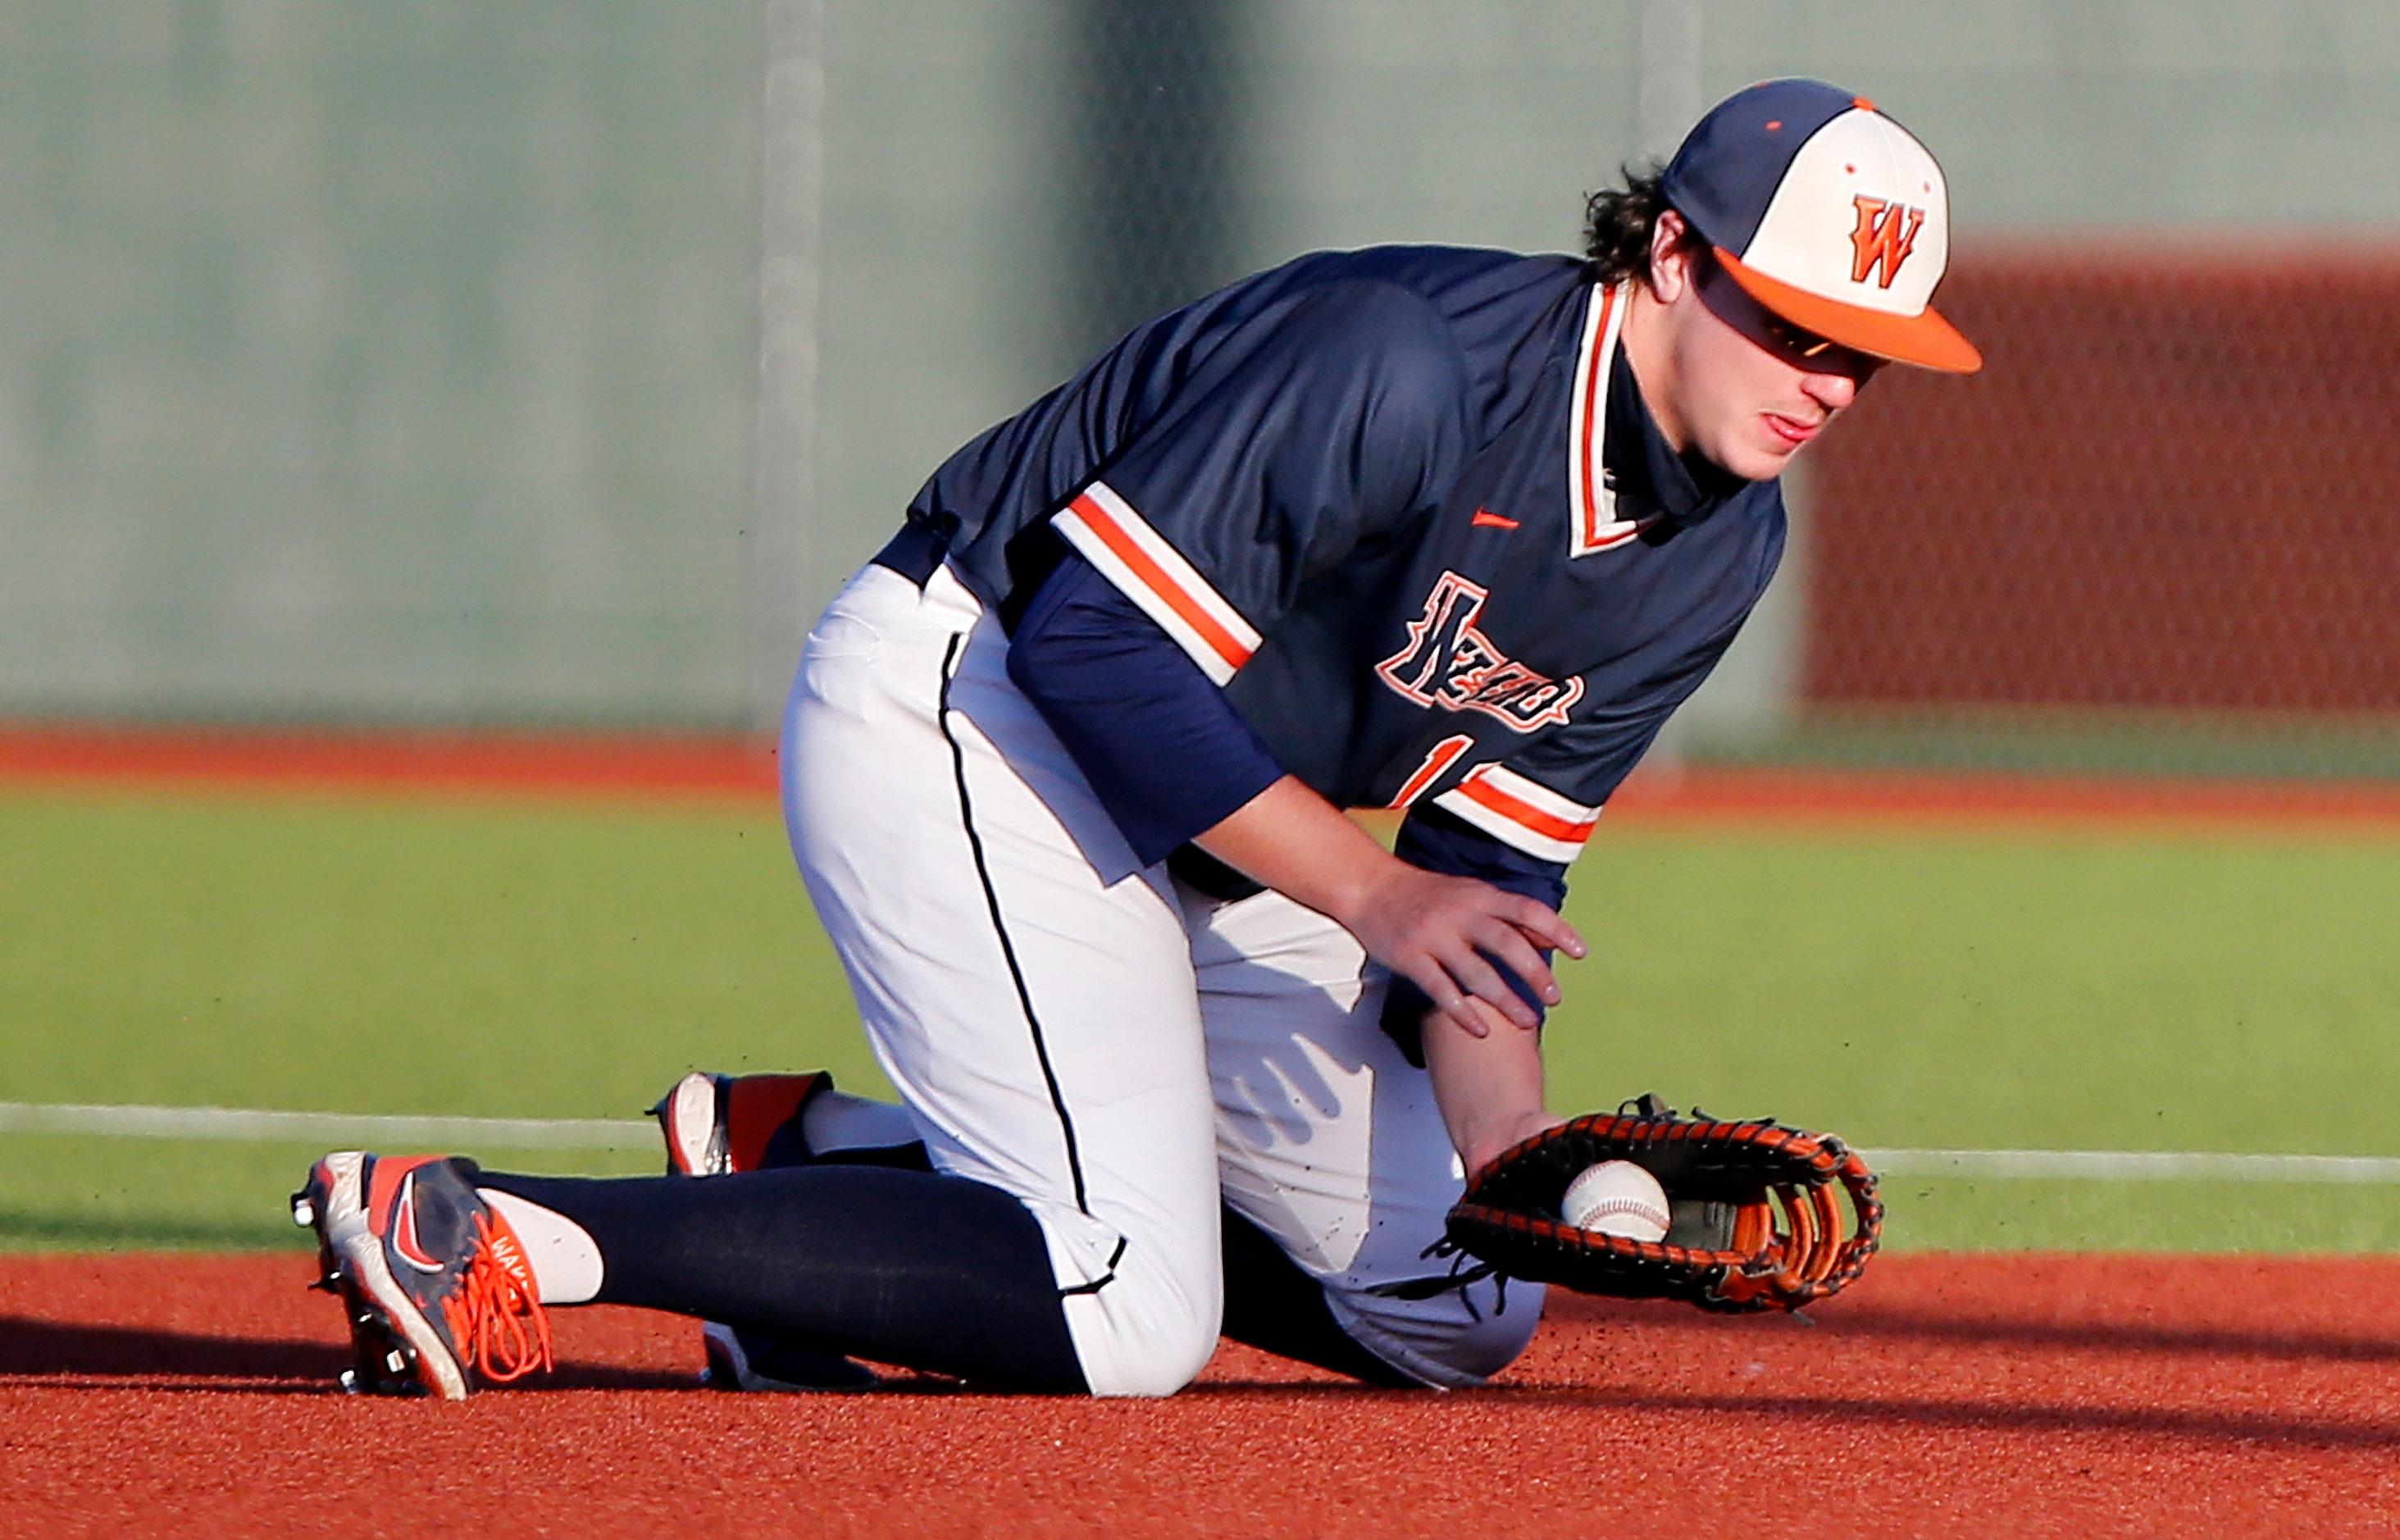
[474,1164,1088,1393]
[742,1127,1409,1387]
[622,1115,1407,1389]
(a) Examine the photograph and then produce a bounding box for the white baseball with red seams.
[1560,1160,1672,1241]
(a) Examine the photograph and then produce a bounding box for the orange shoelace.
[442,1210,557,1384]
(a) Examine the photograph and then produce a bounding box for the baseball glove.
[1387,1095,1884,1314]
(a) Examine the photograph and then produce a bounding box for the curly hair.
[1582,165,1698,287]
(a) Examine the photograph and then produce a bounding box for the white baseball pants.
[782,560,1538,1395]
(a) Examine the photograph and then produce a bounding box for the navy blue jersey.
[904,244,1785,886]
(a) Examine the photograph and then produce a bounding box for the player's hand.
[1191,776,1586,1032]
[1423,992,1524,1050]
[1340,863,1586,1034]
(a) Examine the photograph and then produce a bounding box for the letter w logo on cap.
[1848,196,1924,289]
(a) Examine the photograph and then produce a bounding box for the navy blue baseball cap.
[1661,80,1980,373]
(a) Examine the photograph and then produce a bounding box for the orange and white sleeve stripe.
[1431,763,1601,864]
[1050,481,1262,686]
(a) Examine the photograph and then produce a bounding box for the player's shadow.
[0,1316,691,1394]
[1550,1295,2400,1367]
[1512,1387,2400,1454]
[1815,1306,2400,1366]
[1205,952,1392,1153]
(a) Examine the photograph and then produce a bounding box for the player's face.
[1638,218,1882,482]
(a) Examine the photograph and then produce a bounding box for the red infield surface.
[3,1252,2395,1536]
[8,718,2400,832]
[7,726,2397,1532]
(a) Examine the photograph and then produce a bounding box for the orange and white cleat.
[293,1150,553,1400]
[649,1070,830,1177]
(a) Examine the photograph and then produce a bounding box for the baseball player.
[295,79,1979,1401]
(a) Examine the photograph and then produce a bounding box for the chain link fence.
[1,0,2395,779]
[1779,254,2400,778]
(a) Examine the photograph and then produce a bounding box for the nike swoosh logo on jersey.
[391,1173,446,1274]
[1470,507,1520,530]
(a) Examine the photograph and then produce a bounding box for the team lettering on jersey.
[1374,571,1583,731]
[1848,195,1924,288]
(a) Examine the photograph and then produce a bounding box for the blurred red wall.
[1806,253,2400,712]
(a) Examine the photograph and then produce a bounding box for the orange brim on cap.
[1715,247,1983,374]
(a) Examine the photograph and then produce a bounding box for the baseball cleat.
[293,1150,553,1400]
[653,1072,725,1176]
[649,1069,829,1176]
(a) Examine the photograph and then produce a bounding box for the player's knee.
[1089,1316,1218,1398]
[1063,1260,1222,1397]
[1027,1199,1222,1396]
[1325,1277,1543,1388]
[1431,1287,1543,1381]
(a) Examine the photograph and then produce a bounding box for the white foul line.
[1860,1147,2400,1184]
[0,1100,653,1149]
[3,1101,2400,1182]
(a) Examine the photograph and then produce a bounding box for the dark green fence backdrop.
[3,0,2397,768]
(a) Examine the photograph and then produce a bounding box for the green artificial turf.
[0,1135,666,1253]
[1544,827,2400,1158]
[0,789,879,1118]
[2,786,2396,1252]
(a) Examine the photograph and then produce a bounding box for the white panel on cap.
[1738,108,1950,319]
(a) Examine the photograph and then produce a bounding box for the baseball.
[1560,1160,1671,1242]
